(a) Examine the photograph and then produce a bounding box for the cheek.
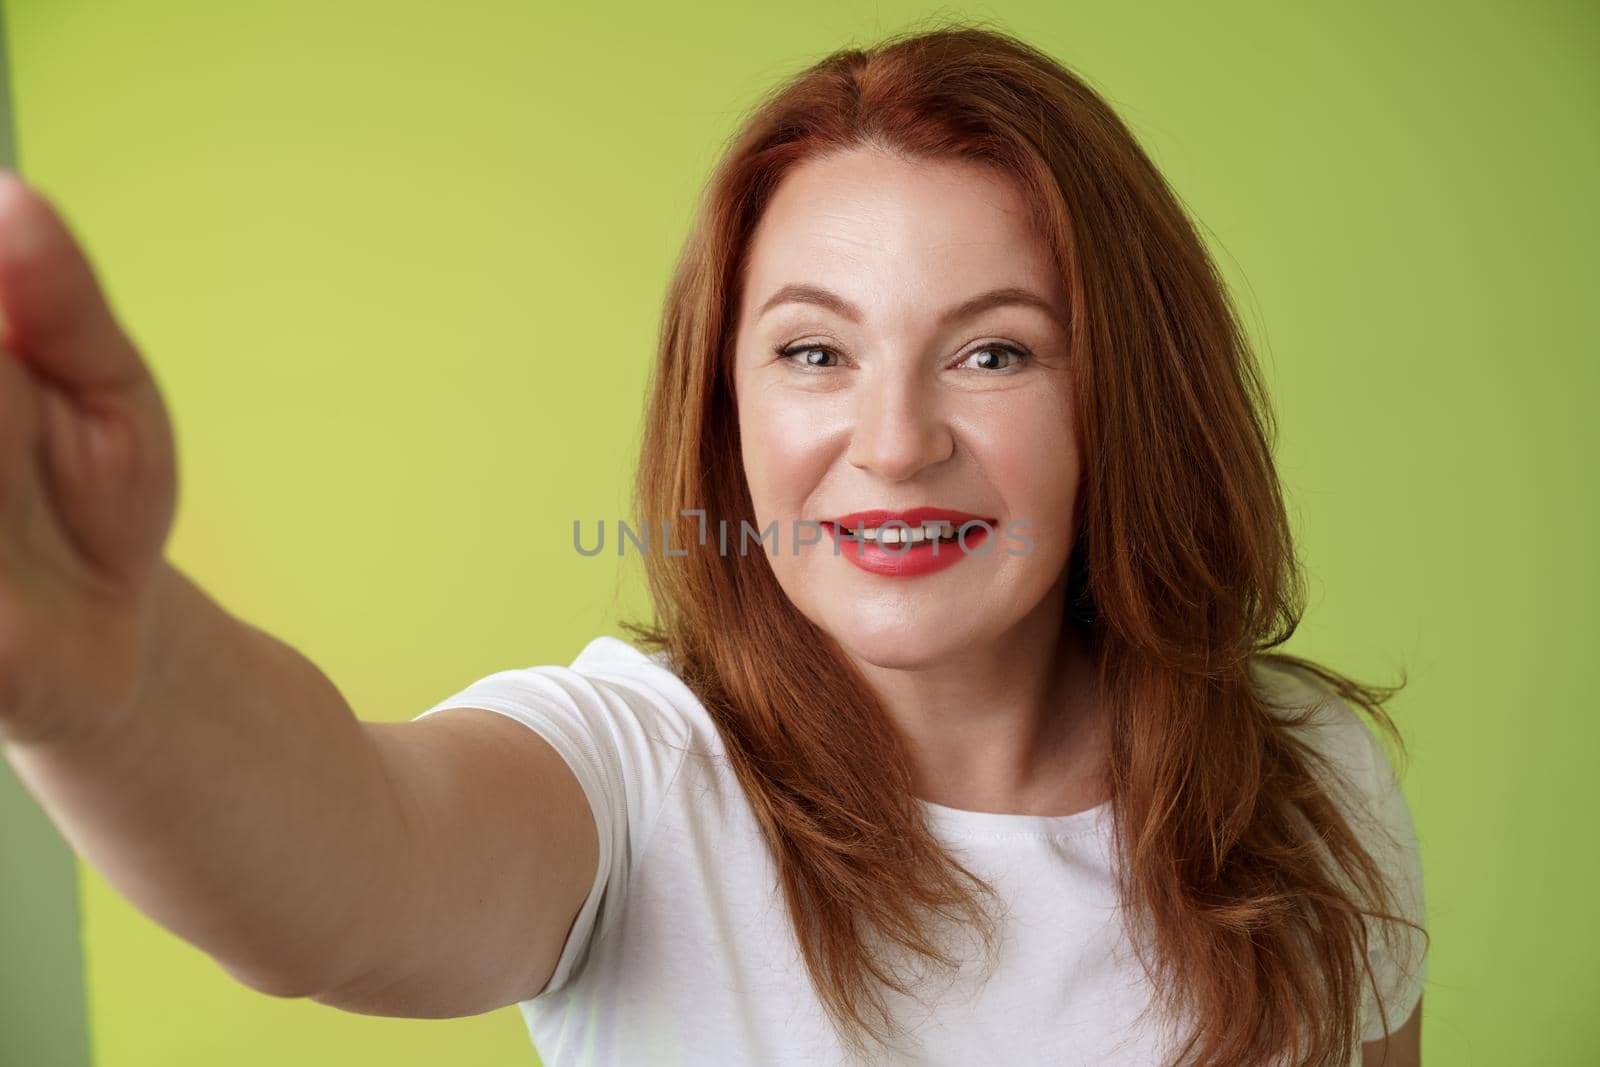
[965,394,1080,532]
[738,385,839,520]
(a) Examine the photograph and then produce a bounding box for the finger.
[0,170,149,396]
[0,320,42,520]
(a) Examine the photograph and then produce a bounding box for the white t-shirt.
[414,636,1426,1066]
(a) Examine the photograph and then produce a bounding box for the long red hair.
[621,18,1427,1065]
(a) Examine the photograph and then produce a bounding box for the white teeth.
[845,521,959,543]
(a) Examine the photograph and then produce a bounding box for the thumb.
[0,170,149,396]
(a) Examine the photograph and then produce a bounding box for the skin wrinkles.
[730,145,1106,817]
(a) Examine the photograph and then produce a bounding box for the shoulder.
[569,636,698,710]
[416,634,717,840]
[1251,659,1373,768]
[564,635,716,752]
[1248,657,1403,826]
[1249,658,1429,1040]
[1248,656,1424,905]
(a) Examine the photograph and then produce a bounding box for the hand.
[0,171,178,746]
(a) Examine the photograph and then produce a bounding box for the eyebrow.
[756,283,1067,330]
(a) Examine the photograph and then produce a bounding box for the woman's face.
[731,147,1079,670]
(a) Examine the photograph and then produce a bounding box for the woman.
[0,21,1425,1067]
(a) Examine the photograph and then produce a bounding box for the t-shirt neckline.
[916,796,1112,838]
[598,635,1116,839]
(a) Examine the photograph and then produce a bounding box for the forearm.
[2,560,404,998]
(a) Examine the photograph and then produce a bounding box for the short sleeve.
[1352,719,1429,1043]
[411,635,697,1000]
[1252,661,1428,1044]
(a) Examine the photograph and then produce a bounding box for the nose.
[845,367,954,482]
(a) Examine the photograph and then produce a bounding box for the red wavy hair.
[621,18,1427,1065]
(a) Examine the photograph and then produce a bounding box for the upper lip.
[826,507,998,531]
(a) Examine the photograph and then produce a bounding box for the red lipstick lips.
[820,507,999,578]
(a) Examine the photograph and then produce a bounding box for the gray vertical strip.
[0,1,97,1064]
[0,1,11,169]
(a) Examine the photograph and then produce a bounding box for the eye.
[957,343,1030,372]
[771,340,1032,373]
[773,342,842,369]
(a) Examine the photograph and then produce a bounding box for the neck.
[848,590,1109,817]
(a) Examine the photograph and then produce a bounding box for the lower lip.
[821,522,992,578]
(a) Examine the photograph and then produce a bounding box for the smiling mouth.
[827,520,969,546]
[821,509,1000,543]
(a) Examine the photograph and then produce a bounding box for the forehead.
[740,148,1066,318]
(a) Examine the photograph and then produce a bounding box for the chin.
[817,615,977,671]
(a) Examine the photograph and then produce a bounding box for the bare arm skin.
[4,560,407,997]
[1362,996,1422,1067]
[0,172,597,1014]
[321,705,598,1015]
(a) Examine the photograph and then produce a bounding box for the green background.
[1,1,1595,1064]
